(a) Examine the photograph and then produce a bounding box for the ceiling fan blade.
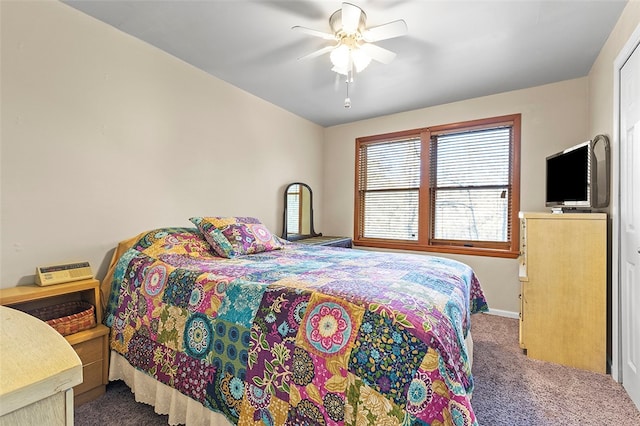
[363,20,408,42]
[359,43,397,64]
[341,2,362,34]
[292,25,336,40]
[298,45,335,60]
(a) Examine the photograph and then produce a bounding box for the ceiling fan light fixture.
[351,47,372,72]
[330,44,350,73]
[330,43,371,76]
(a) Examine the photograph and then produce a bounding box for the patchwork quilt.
[104,228,488,426]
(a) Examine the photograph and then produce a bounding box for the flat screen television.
[545,135,610,210]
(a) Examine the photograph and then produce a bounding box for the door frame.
[612,21,640,383]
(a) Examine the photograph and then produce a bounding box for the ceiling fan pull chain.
[344,78,351,109]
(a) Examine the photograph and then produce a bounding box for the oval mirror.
[282,182,320,240]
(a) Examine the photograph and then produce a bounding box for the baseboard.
[484,309,519,319]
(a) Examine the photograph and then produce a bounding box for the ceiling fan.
[292,2,408,107]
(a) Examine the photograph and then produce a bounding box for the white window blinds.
[358,138,421,240]
[429,127,513,243]
[354,114,520,257]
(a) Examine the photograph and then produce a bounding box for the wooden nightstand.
[0,279,109,406]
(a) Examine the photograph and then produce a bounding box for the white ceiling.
[63,0,627,127]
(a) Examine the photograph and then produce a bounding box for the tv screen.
[546,143,590,207]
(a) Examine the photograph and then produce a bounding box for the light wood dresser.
[518,212,607,373]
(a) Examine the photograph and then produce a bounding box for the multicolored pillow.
[189,216,284,258]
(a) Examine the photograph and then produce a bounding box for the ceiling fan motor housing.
[330,4,367,38]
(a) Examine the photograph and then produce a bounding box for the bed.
[101,218,488,426]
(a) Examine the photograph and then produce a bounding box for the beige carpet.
[471,312,640,425]
[75,313,640,425]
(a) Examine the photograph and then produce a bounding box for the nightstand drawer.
[74,360,103,395]
[73,336,103,365]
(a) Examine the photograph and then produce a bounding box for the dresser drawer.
[74,360,103,395]
[72,335,104,365]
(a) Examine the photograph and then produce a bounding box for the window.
[354,114,520,258]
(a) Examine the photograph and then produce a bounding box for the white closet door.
[620,36,640,411]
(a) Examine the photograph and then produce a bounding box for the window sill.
[352,239,520,259]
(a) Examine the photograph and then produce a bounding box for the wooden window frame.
[353,114,521,259]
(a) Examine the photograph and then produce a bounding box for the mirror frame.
[282,182,321,241]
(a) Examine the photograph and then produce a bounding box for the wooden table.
[0,306,82,425]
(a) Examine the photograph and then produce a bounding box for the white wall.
[589,0,640,139]
[587,0,640,377]
[322,78,590,314]
[0,0,324,287]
